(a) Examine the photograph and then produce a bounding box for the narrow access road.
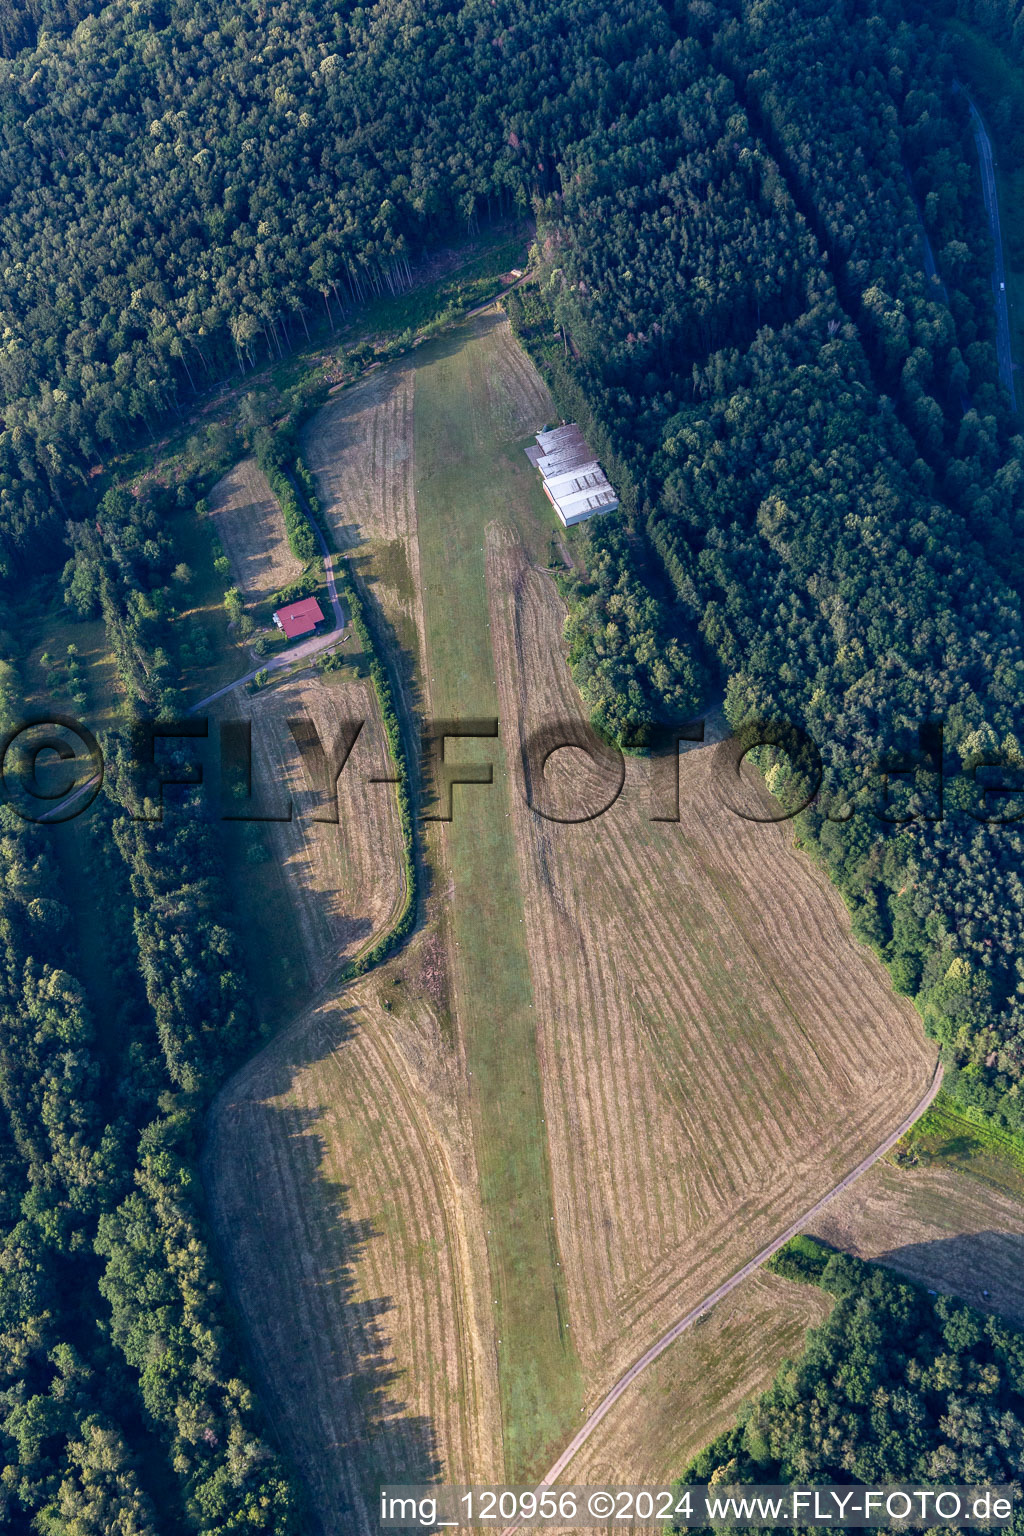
[467,270,531,319]
[34,598,348,817]
[500,1061,944,1535]
[968,96,1017,411]
[903,165,949,303]
[36,771,102,824]
[187,611,345,715]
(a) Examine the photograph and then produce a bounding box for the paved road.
[500,1061,944,1534]
[968,96,1017,411]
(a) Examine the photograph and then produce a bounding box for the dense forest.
[950,0,1024,65]
[678,1239,1024,1523]
[507,0,1024,1135]
[0,0,684,576]
[0,487,302,1529]
[2,0,1024,1520]
[0,0,102,58]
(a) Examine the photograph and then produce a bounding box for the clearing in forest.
[205,312,938,1528]
[208,457,302,616]
[809,1151,1024,1324]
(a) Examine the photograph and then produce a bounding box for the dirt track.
[200,319,946,1525]
[500,1061,943,1534]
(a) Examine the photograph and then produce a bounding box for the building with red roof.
[273,596,325,641]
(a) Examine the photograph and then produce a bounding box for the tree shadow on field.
[412,306,506,367]
[874,1231,1024,1323]
[208,1002,443,1535]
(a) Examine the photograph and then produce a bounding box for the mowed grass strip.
[484,528,937,1392]
[412,315,582,1478]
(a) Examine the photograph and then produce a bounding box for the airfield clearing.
[308,315,582,1478]
[205,312,941,1522]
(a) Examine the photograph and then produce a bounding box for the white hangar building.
[525,424,619,526]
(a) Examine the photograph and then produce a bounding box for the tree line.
[0,479,303,1528]
[506,0,1024,1136]
[677,1237,1024,1522]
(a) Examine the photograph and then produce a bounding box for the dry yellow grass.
[302,365,425,675]
[809,1159,1024,1321]
[205,317,940,1523]
[208,457,302,611]
[204,967,501,1536]
[304,365,416,551]
[211,670,405,991]
[567,1272,832,1486]
[536,1271,833,1536]
[485,525,938,1394]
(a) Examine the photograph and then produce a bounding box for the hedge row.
[334,564,419,975]
[259,416,418,975]
[262,458,319,563]
[271,567,322,608]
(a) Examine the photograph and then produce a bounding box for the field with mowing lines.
[207,312,939,1524]
[552,1271,833,1533]
[209,456,301,615]
[213,669,406,995]
[809,1158,1024,1323]
[303,364,425,685]
[485,525,937,1390]
[411,317,582,1479]
[204,971,501,1536]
